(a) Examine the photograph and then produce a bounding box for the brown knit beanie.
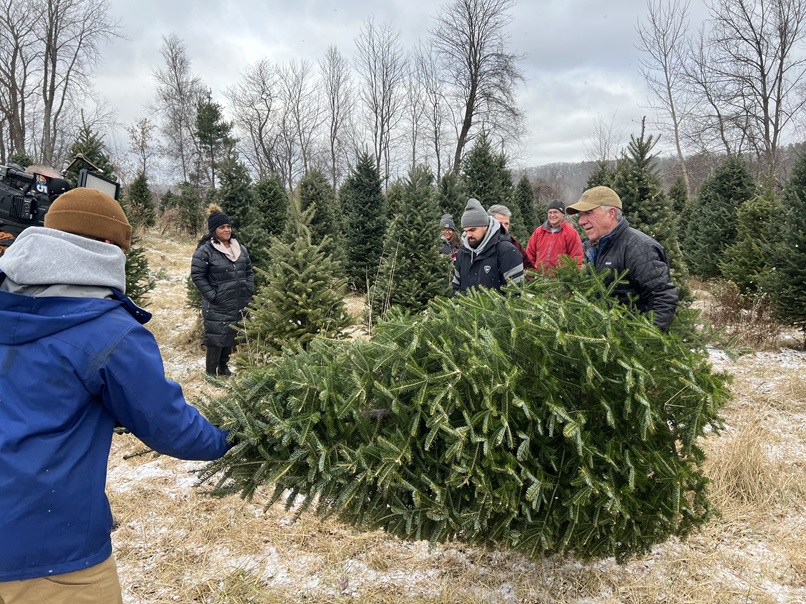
[44,188,132,252]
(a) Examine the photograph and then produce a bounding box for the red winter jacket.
[526,221,584,274]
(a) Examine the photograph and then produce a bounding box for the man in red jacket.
[526,199,584,274]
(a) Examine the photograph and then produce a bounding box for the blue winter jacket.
[0,274,230,581]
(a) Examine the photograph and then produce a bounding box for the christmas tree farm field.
[104,229,806,603]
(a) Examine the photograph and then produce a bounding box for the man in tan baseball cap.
[566,186,678,330]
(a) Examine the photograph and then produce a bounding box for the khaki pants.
[0,556,123,604]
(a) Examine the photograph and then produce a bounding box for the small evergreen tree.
[682,157,756,279]
[216,153,256,229]
[159,189,179,212]
[198,269,730,562]
[236,206,272,288]
[124,237,156,307]
[612,122,689,302]
[340,152,387,291]
[253,174,290,238]
[115,201,155,307]
[437,170,465,219]
[195,93,235,189]
[462,132,506,208]
[586,159,616,189]
[514,175,538,235]
[494,152,527,241]
[298,169,342,259]
[174,182,205,236]
[667,176,689,215]
[385,178,406,218]
[64,123,116,187]
[763,153,806,337]
[228,173,288,287]
[720,191,782,294]
[238,198,352,365]
[370,165,450,319]
[125,171,156,228]
[8,151,33,167]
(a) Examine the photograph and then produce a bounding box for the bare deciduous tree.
[413,42,450,182]
[280,59,322,178]
[0,0,118,165]
[690,0,806,179]
[126,117,158,176]
[684,28,742,158]
[430,0,524,174]
[226,59,280,180]
[637,0,694,193]
[319,45,353,193]
[354,18,407,186]
[153,34,205,183]
[39,0,120,166]
[403,57,428,173]
[584,115,624,164]
[0,0,39,160]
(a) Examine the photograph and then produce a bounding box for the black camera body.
[0,164,71,237]
[0,160,121,244]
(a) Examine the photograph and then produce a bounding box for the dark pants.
[205,346,232,375]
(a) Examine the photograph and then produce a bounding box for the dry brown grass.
[704,409,783,509]
[699,280,784,350]
[106,230,806,603]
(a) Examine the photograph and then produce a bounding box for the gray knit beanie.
[548,199,565,214]
[461,198,489,228]
[440,213,457,232]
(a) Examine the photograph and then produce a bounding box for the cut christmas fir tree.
[196,268,730,563]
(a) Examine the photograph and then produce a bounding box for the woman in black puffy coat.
[191,205,254,375]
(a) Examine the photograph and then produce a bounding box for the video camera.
[0,162,119,238]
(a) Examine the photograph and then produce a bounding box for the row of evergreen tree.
[15,116,805,346]
[586,120,806,334]
[140,117,806,355]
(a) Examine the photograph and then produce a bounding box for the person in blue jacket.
[0,188,231,603]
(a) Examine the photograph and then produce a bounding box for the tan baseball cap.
[566,186,622,215]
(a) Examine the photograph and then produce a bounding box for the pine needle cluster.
[197,269,730,562]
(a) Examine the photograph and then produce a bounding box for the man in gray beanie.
[452,198,524,294]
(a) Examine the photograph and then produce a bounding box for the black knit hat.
[548,199,565,214]
[207,204,231,233]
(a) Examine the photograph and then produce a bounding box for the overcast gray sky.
[94,0,709,169]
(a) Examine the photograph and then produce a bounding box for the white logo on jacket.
[484,265,492,273]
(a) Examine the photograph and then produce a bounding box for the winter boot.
[218,346,232,376]
[205,346,222,376]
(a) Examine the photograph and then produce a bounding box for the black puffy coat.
[452,221,524,295]
[583,219,678,330]
[191,238,254,347]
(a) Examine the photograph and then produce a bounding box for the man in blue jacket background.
[0,188,231,603]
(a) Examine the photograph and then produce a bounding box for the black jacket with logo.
[452,219,524,295]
